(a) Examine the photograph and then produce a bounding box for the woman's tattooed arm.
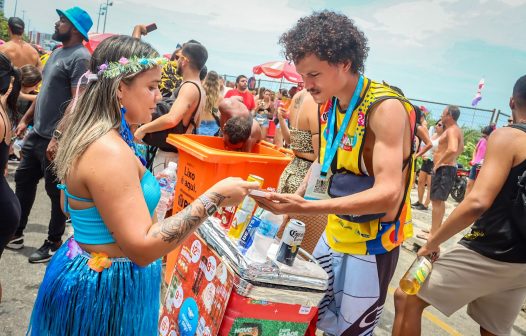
[150,192,229,244]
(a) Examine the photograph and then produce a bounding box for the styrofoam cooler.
[196,218,328,336]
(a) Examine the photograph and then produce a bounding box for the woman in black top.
[0,52,22,302]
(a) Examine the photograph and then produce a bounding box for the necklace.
[119,106,146,166]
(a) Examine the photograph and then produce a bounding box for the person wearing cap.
[135,41,208,174]
[0,17,41,68]
[8,7,93,263]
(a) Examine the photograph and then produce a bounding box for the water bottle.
[245,210,283,263]
[156,161,178,222]
[13,138,24,159]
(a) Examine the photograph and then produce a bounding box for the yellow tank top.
[319,77,416,255]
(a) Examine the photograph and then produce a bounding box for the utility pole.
[96,3,105,33]
[13,0,18,17]
[22,9,26,22]
[102,0,113,33]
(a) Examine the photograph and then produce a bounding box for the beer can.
[247,174,264,186]
[214,206,236,229]
[227,208,252,240]
[276,219,305,266]
[238,208,264,252]
[238,174,265,213]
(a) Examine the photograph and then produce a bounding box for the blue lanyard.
[321,75,364,176]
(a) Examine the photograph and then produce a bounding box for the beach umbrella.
[83,33,117,54]
[252,61,303,84]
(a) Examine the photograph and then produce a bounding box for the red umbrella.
[252,61,303,83]
[83,33,117,54]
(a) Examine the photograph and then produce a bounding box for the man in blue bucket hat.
[8,7,93,263]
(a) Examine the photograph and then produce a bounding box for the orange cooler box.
[165,134,292,283]
[167,134,292,213]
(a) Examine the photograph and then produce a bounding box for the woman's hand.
[277,106,288,120]
[205,177,260,207]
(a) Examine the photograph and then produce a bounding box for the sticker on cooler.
[159,315,170,336]
[204,256,217,281]
[299,306,312,315]
[190,239,202,263]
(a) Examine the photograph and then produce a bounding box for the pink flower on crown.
[98,63,108,71]
[118,57,129,65]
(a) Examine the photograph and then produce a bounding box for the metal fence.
[222,75,504,130]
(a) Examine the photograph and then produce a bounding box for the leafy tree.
[0,12,10,42]
[458,127,482,167]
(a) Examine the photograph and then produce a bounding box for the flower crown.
[97,56,168,79]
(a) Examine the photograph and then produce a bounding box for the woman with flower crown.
[27,35,258,335]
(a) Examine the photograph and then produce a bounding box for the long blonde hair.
[54,35,159,181]
[202,71,220,116]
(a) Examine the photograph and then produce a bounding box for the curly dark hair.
[279,11,369,73]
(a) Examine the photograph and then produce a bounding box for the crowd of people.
[0,5,524,336]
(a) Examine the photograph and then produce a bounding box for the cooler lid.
[197,219,328,292]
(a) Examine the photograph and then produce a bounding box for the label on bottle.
[413,257,432,285]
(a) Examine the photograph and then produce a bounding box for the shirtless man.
[429,105,464,236]
[0,17,41,68]
[218,96,261,152]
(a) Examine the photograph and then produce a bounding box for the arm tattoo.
[205,191,229,207]
[151,192,230,243]
[153,200,207,243]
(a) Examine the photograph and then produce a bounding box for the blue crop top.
[57,170,161,245]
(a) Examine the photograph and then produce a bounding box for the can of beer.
[228,208,252,239]
[276,219,305,266]
[238,208,264,252]
[214,206,236,229]
[247,174,264,186]
[238,174,265,213]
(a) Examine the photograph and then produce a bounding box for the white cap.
[167,161,178,170]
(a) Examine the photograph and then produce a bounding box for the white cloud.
[371,1,460,44]
[122,0,306,33]
[499,0,526,6]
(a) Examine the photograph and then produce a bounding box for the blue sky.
[4,0,526,127]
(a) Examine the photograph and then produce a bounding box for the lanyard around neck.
[321,75,364,176]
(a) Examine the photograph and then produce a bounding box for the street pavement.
[1,160,526,335]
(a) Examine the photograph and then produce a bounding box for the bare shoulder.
[179,81,200,99]
[368,98,407,131]
[75,132,140,183]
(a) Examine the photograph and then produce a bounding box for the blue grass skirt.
[28,237,161,335]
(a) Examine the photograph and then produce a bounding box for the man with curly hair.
[254,11,417,335]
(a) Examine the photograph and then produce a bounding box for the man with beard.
[7,7,92,263]
[0,17,41,68]
[224,75,256,113]
[134,42,207,173]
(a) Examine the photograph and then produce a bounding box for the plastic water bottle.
[156,161,178,222]
[13,125,33,159]
[245,210,283,263]
[12,138,24,159]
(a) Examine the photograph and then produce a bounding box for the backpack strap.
[180,81,203,135]
[509,123,526,133]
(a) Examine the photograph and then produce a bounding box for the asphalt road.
[1,161,525,336]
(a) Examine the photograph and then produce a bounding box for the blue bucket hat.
[56,7,93,41]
